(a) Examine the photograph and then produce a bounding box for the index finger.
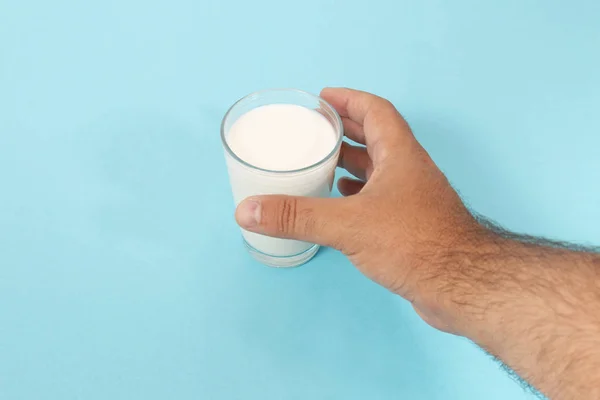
[321,87,383,125]
[320,87,411,162]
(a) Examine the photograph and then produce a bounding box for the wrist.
[410,226,507,336]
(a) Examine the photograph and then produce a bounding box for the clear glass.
[221,89,343,267]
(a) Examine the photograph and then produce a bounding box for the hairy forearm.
[445,231,600,399]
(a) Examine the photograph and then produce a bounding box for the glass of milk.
[221,89,343,267]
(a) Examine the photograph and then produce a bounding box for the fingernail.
[237,199,261,228]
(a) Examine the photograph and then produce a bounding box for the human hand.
[235,87,484,334]
[236,88,600,398]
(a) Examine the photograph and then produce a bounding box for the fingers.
[338,142,372,181]
[321,87,413,163]
[235,195,351,248]
[322,87,385,125]
[337,177,365,196]
[342,117,365,144]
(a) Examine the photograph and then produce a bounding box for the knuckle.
[276,198,298,235]
[299,207,318,236]
[378,98,395,110]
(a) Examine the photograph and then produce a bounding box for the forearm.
[446,232,600,399]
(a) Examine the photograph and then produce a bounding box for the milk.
[227,104,338,171]
[222,98,341,267]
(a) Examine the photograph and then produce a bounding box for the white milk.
[223,102,341,267]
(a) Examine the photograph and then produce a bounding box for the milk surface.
[227,104,337,171]
[224,103,339,261]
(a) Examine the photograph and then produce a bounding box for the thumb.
[235,195,349,248]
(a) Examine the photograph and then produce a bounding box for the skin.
[235,88,600,400]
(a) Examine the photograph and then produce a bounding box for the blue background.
[1,0,599,399]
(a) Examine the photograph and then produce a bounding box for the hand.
[236,88,600,399]
[235,87,484,334]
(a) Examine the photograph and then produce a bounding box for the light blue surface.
[1,0,599,398]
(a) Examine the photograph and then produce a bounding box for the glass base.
[243,239,320,268]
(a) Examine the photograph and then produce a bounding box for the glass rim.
[220,88,344,174]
